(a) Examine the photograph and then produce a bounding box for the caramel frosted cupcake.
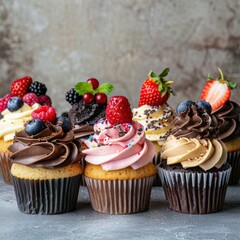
[82,96,156,214]
[8,113,84,214]
[159,100,231,214]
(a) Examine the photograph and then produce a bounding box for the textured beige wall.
[0,0,239,113]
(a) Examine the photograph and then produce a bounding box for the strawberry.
[138,68,174,107]
[200,68,237,111]
[32,106,56,123]
[106,96,133,125]
[11,76,32,98]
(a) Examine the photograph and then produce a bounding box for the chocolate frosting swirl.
[212,100,240,141]
[73,125,94,138]
[8,123,85,169]
[172,104,218,139]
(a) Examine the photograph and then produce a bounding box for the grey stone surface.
[0,0,240,113]
[0,176,240,240]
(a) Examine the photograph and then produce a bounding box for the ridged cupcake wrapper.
[227,150,240,185]
[158,164,231,214]
[85,176,155,214]
[152,153,162,186]
[12,175,81,215]
[0,152,12,185]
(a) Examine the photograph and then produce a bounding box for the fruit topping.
[25,118,46,136]
[11,76,32,98]
[56,116,72,132]
[106,96,133,125]
[7,97,24,112]
[138,68,174,107]
[200,67,237,111]
[83,93,94,104]
[22,93,39,106]
[32,106,56,123]
[87,78,99,90]
[0,93,14,112]
[38,95,52,106]
[95,93,107,104]
[176,100,194,114]
[195,100,212,114]
[65,88,81,105]
[29,81,47,96]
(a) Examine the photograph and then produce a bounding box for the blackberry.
[65,88,81,105]
[29,81,47,96]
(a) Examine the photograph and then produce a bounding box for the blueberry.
[196,100,212,113]
[25,118,46,136]
[56,116,72,132]
[176,100,194,114]
[7,97,24,112]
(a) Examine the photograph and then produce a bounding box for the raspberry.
[32,106,56,123]
[11,76,32,98]
[106,96,133,125]
[0,93,14,112]
[22,93,39,106]
[65,88,81,105]
[38,95,52,106]
[29,81,47,96]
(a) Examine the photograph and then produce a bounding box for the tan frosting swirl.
[161,136,227,171]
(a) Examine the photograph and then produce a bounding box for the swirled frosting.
[0,103,40,142]
[212,101,240,141]
[132,104,174,145]
[172,104,218,139]
[82,118,155,171]
[161,136,227,171]
[8,123,84,169]
[73,125,94,139]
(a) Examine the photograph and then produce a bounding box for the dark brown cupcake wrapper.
[158,164,231,214]
[0,152,12,185]
[227,150,240,185]
[12,174,81,215]
[85,176,155,214]
[152,152,162,186]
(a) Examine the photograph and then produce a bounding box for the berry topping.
[56,116,72,132]
[22,93,39,106]
[87,78,99,90]
[11,76,32,98]
[38,95,52,106]
[176,100,194,114]
[32,106,57,123]
[138,68,174,107]
[25,118,46,136]
[29,81,47,96]
[0,93,14,112]
[95,93,107,104]
[200,68,237,111]
[195,100,212,113]
[65,88,81,105]
[7,97,24,112]
[106,96,133,125]
[83,93,94,104]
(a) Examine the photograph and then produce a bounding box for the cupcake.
[159,100,231,214]
[8,108,84,214]
[0,76,52,184]
[82,96,156,214]
[200,68,239,184]
[132,68,174,185]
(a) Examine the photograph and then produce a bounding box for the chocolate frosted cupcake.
[8,114,84,215]
[159,100,231,214]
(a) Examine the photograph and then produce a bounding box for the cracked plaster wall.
[0,0,239,113]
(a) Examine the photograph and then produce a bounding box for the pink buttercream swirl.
[82,118,155,171]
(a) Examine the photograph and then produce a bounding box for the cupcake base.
[85,176,155,214]
[12,175,81,214]
[158,164,231,214]
[227,150,240,185]
[0,152,12,184]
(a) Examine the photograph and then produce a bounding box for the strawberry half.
[11,76,32,98]
[138,68,174,107]
[106,96,133,125]
[200,68,237,111]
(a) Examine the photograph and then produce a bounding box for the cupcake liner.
[226,150,240,185]
[152,152,162,186]
[85,176,155,214]
[0,152,12,185]
[12,174,81,214]
[80,157,86,186]
[158,164,231,214]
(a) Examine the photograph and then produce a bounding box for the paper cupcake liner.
[152,152,162,186]
[79,157,86,186]
[12,175,81,215]
[85,176,155,214]
[226,150,240,185]
[0,152,12,185]
[158,164,231,214]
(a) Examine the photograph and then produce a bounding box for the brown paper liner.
[227,150,240,185]
[12,174,81,214]
[0,152,12,184]
[85,176,155,214]
[152,152,162,186]
[158,164,231,214]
